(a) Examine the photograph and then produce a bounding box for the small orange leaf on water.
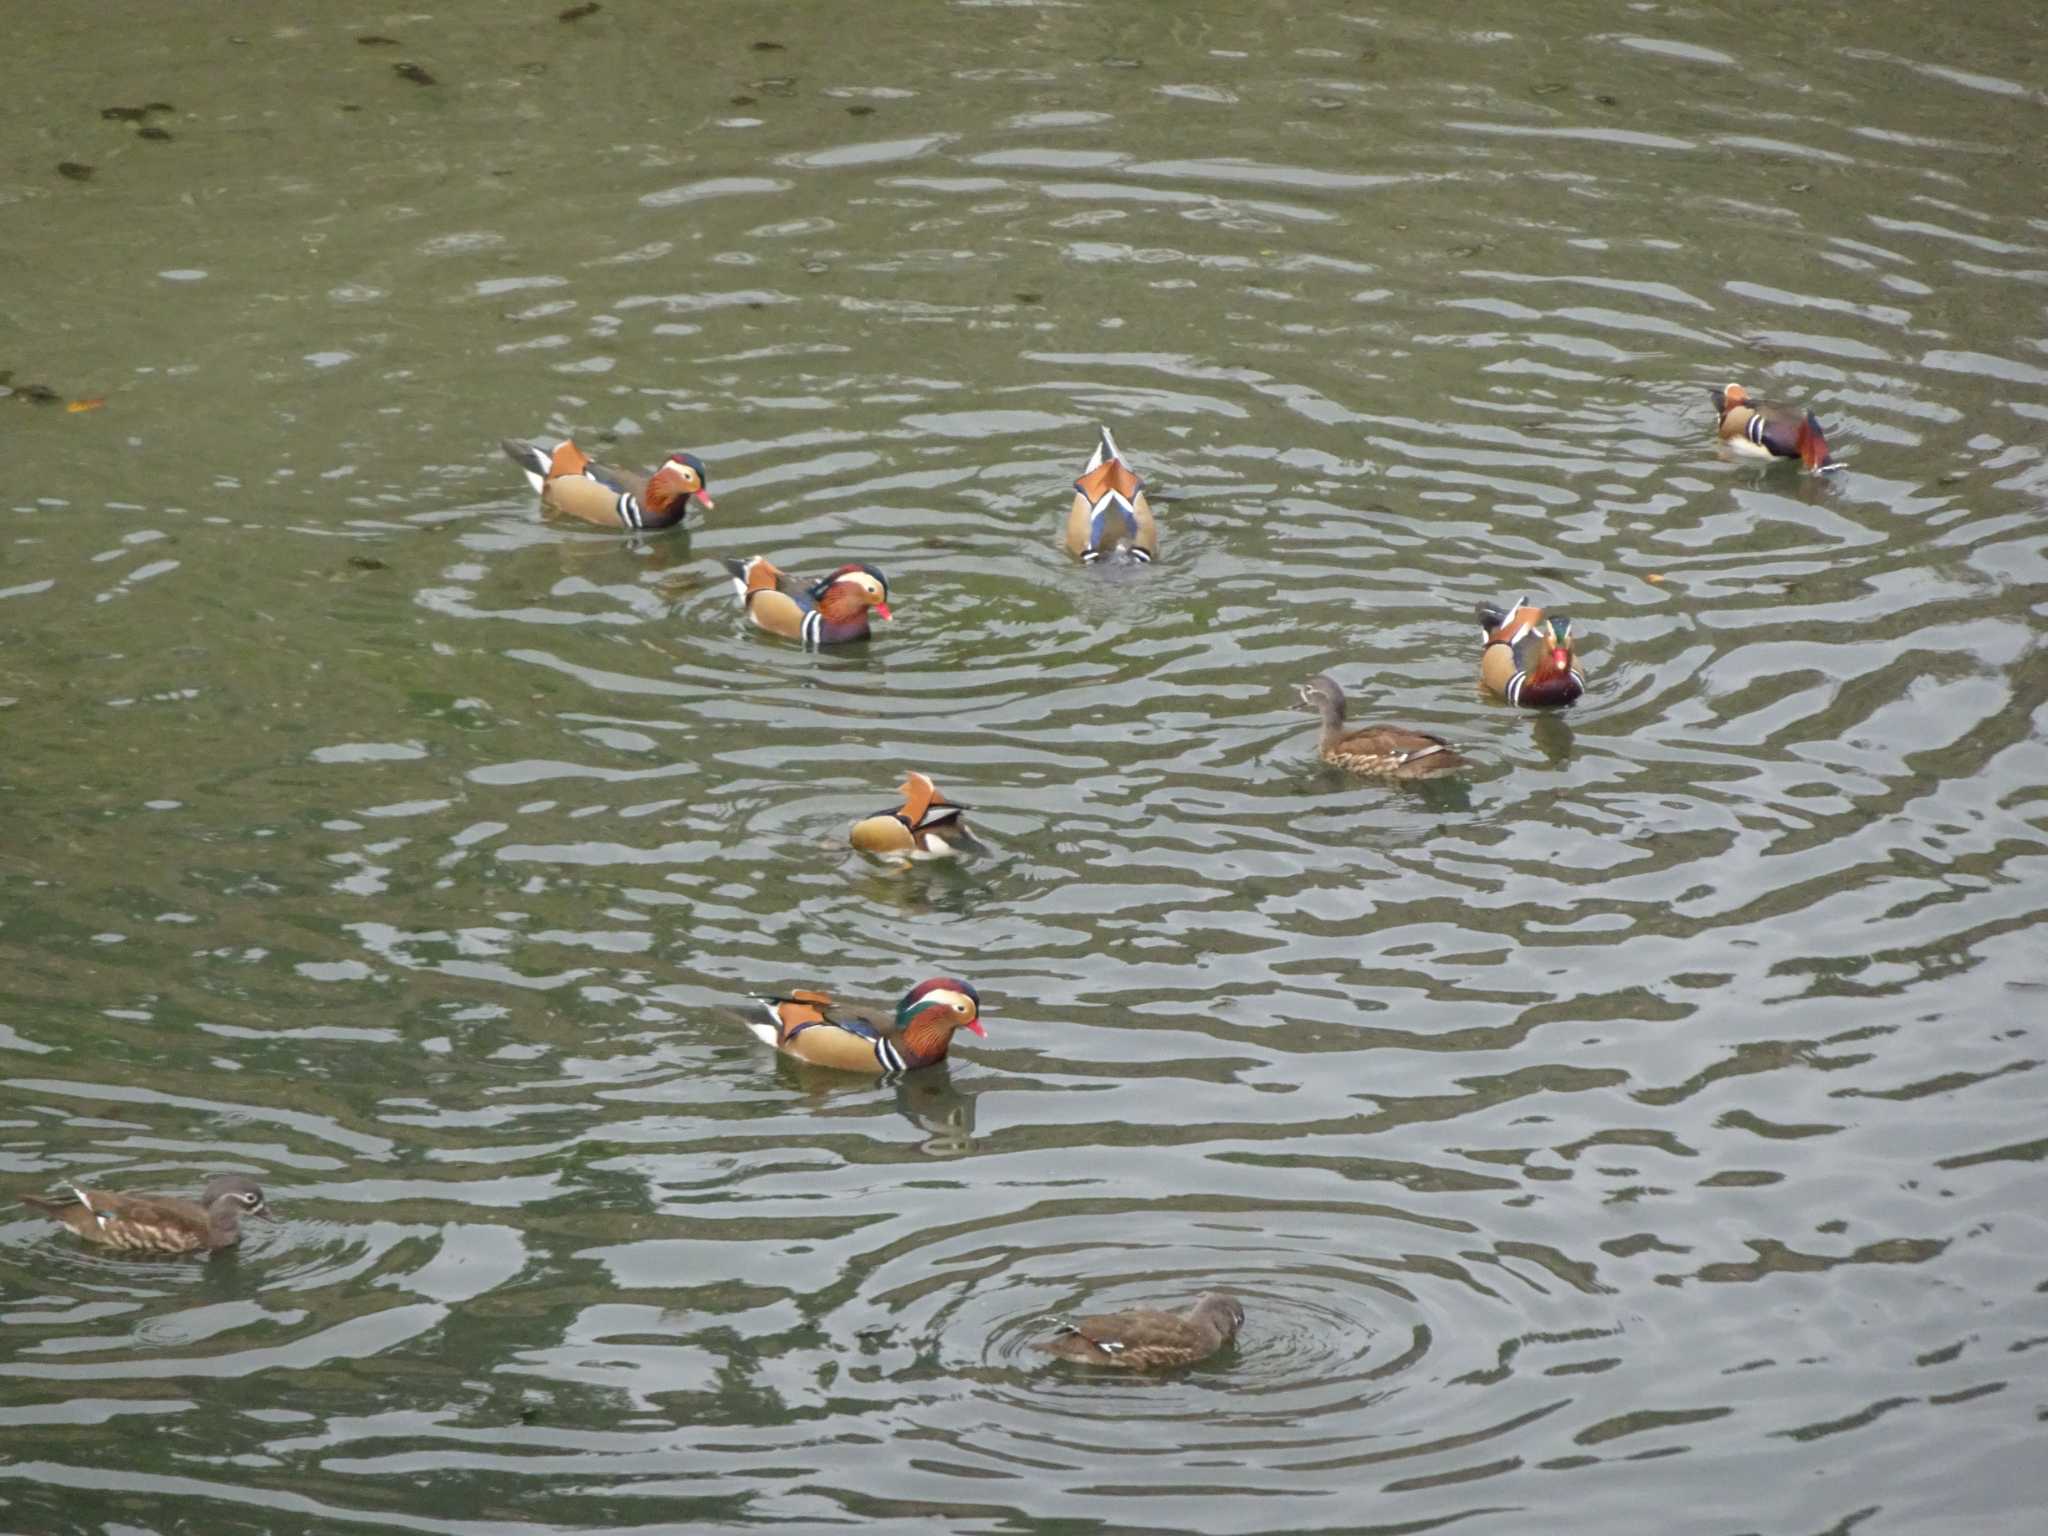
[67,397,106,413]
[1646,572,1665,584]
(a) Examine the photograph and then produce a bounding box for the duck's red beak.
[1551,646,1570,671]
[873,602,894,621]
[692,489,716,509]
[963,1016,987,1038]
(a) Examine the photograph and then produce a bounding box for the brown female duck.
[22,1174,274,1254]
[1036,1291,1245,1370]
[1296,674,1467,779]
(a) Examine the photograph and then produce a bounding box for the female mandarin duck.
[502,437,714,530]
[1065,426,1157,564]
[850,771,976,859]
[1296,675,1468,780]
[724,555,892,647]
[1477,596,1585,707]
[744,978,986,1074]
[21,1175,274,1254]
[1710,383,1833,472]
[1036,1291,1245,1370]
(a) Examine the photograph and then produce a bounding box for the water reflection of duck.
[723,556,893,647]
[1710,383,1833,472]
[21,1175,275,1254]
[894,1073,977,1157]
[1477,596,1586,707]
[1295,674,1468,780]
[851,772,978,860]
[501,437,714,529]
[1036,1291,1245,1369]
[743,979,986,1074]
[1065,427,1157,565]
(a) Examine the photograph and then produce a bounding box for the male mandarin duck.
[1036,1291,1245,1370]
[743,978,986,1075]
[21,1175,274,1254]
[850,771,976,859]
[1477,596,1586,707]
[1710,383,1833,472]
[1296,675,1468,780]
[501,437,714,530]
[1065,426,1157,564]
[723,555,892,647]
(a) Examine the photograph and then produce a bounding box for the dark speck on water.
[138,126,173,141]
[357,35,399,47]
[393,62,437,86]
[729,94,756,106]
[143,101,175,113]
[753,40,785,51]
[347,555,388,573]
[846,104,874,117]
[101,106,148,121]
[56,161,94,181]
[14,383,61,404]
[558,2,600,20]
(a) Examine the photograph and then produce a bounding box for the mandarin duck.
[1036,1291,1245,1370]
[743,978,985,1075]
[502,437,714,530]
[850,771,976,859]
[1709,383,1833,472]
[723,555,892,647]
[1476,596,1585,707]
[1296,674,1467,779]
[1065,426,1157,564]
[21,1175,273,1254]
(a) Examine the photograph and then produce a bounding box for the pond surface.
[4,3,2045,1533]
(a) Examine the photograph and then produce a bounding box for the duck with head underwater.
[1710,383,1834,472]
[850,771,977,859]
[1035,1291,1246,1370]
[501,437,714,530]
[742,978,986,1075]
[1065,426,1157,564]
[1476,596,1585,707]
[723,555,893,647]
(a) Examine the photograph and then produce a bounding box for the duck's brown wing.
[1327,726,1467,779]
[1037,1307,1215,1368]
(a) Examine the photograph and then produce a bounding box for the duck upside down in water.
[1065,426,1157,564]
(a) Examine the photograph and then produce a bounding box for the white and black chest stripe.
[800,609,824,649]
[1505,664,1586,705]
[874,1036,907,1074]
[614,491,646,529]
